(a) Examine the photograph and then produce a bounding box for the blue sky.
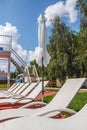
[0,0,80,71]
[0,0,59,50]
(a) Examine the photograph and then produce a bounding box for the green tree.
[78,0,87,30]
[10,69,19,79]
[78,0,87,17]
[76,28,87,77]
[76,0,87,76]
[47,17,78,81]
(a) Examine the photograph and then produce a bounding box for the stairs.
[0,48,40,83]
[0,48,26,74]
[10,48,27,73]
[0,35,39,84]
[11,49,40,82]
[10,57,24,73]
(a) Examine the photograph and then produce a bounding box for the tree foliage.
[47,17,78,81]
[17,1,87,84]
[44,1,87,82]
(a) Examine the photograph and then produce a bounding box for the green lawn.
[0,84,7,88]
[44,91,87,111]
[68,92,87,111]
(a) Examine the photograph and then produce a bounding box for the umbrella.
[36,14,51,101]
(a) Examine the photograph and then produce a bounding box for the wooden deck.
[0,51,10,58]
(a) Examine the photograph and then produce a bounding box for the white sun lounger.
[0,103,87,130]
[0,83,20,94]
[2,82,31,98]
[11,80,49,104]
[6,83,19,92]
[0,83,26,98]
[0,83,22,98]
[0,81,48,105]
[0,82,38,103]
[0,78,86,121]
[0,83,17,94]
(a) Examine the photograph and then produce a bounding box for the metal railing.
[33,65,40,83]
[0,35,12,51]
[11,48,27,68]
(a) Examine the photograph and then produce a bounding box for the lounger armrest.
[38,108,76,117]
[11,97,35,104]
[20,101,47,108]
[11,95,23,99]
[6,95,24,100]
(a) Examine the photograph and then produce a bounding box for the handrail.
[11,48,27,67]
[0,44,10,46]
[0,34,12,37]
[32,65,40,83]
[24,66,32,83]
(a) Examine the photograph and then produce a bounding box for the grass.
[44,91,87,111]
[68,92,87,111]
[0,84,7,88]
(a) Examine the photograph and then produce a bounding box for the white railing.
[0,35,12,51]
[11,48,27,68]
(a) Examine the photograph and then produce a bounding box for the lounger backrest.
[47,78,86,109]
[9,83,29,94]
[27,81,49,99]
[8,83,17,91]
[20,82,38,96]
[8,83,20,92]
[12,83,24,94]
[15,83,30,95]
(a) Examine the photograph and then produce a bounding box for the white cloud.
[44,0,78,26]
[0,22,20,40]
[28,50,36,62]
[0,22,29,71]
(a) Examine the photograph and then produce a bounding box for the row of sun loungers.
[0,78,87,130]
[0,81,49,108]
[0,83,29,98]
